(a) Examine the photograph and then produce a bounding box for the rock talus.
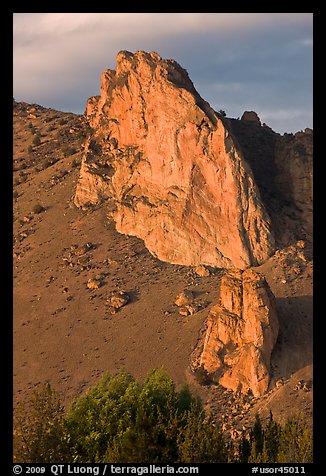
[197,269,279,397]
[74,50,275,269]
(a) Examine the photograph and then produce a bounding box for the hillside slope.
[13,99,313,444]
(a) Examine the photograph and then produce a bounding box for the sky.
[13,13,313,134]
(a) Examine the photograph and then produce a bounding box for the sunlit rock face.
[75,50,275,269]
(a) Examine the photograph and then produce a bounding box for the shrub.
[33,135,41,146]
[65,369,227,463]
[244,412,313,464]
[14,370,312,464]
[32,203,45,214]
[62,145,77,157]
[14,369,227,463]
[193,365,212,386]
[14,383,69,463]
[71,157,80,168]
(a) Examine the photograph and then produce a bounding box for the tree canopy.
[14,369,312,464]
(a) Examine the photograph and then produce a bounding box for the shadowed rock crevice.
[229,117,312,249]
[271,295,312,380]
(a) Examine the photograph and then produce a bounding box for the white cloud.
[13,13,312,50]
[13,13,312,81]
[299,38,313,47]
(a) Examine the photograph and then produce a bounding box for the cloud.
[299,38,313,47]
[13,13,313,132]
[14,13,312,46]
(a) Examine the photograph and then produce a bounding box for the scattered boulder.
[275,379,285,389]
[87,278,102,290]
[185,304,199,315]
[109,290,129,309]
[178,307,191,317]
[178,304,199,317]
[32,203,45,214]
[175,290,194,307]
[195,265,210,277]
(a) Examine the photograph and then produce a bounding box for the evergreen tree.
[245,412,313,464]
[239,434,251,463]
[250,414,264,455]
[277,414,313,463]
[14,383,69,463]
[264,411,282,462]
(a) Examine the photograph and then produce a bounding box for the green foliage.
[218,109,227,117]
[13,371,313,464]
[178,409,227,462]
[277,414,313,463]
[251,413,264,455]
[264,411,282,462]
[65,368,226,463]
[14,383,69,463]
[245,412,312,463]
[239,434,251,463]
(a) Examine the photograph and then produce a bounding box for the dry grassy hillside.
[13,101,313,442]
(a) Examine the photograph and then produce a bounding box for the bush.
[32,203,45,214]
[193,365,212,385]
[66,368,227,463]
[33,135,41,146]
[62,145,77,157]
[244,412,313,463]
[28,145,33,154]
[14,383,68,463]
[13,371,312,464]
[14,369,227,463]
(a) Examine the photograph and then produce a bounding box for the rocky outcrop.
[74,50,275,269]
[195,269,279,397]
[241,111,261,126]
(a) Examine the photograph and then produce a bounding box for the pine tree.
[264,411,282,462]
[14,383,69,463]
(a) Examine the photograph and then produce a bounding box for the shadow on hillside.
[271,295,313,380]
